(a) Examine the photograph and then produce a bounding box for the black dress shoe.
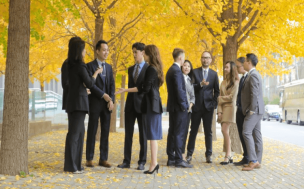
[117,162,130,169]
[206,156,212,163]
[175,160,193,168]
[186,155,192,163]
[167,160,175,166]
[137,164,145,170]
[233,158,249,166]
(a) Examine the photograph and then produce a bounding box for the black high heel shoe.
[220,156,233,165]
[144,164,159,176]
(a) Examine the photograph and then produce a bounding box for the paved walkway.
[0,127,304,188]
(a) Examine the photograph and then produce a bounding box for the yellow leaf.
[15,175,20,181]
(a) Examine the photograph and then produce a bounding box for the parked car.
[263,105,281,121]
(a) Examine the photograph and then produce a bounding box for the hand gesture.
[201,79,209,86]
[86,88,91,95]
[103,93,111,102]
[108,101,114,111]
[95,66,103,75]
[114,88,126,95]
[217,113,222,123]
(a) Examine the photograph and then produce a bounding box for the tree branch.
[83,0,96,14]
[241,0,258,20]
[73,3,94,41]
[240,10,259,37]
[238,20,259,46]
[108,12,143,44]
[107,0,118,10]
[235,0,243,39]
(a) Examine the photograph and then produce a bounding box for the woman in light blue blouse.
[181,60,195,162]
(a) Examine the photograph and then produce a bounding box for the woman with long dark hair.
[115,45,164,174]
[64,38,103,173]
[181,60,195,162]
[217,61,240,165]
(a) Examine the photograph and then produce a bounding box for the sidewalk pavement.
[0,125,304,189]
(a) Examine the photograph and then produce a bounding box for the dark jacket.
[192,67,220,112]
[125,62,149,113]
[61,59,69,110]
[166,64,188,112]
[138,65,163,114]
[86,59,115,113]
[66,62,95,113]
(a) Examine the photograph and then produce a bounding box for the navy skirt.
[142,99,162,140]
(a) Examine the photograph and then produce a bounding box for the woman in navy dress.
[116,45,164,174]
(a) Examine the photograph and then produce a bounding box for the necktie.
[203,70,207,80]
[240,75,245,86]
[134,64,140,83]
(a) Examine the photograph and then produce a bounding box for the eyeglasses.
[201,57,211,60]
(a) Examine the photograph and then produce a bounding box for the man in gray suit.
[241,53,264,171]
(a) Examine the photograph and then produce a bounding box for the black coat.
[61,59,69,110]
[166,64,188,112]
[86,59,115,113]
[138,65,163,114]
[192,67,220,112]
[125,63,149,113]
[66,62,95,113]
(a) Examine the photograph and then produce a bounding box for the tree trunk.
[40,84,44,92]
[94,17,104,58]
[222,37,238,73]
[119,75,126,128]
[0,0,30,175]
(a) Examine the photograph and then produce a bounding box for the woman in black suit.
[116,45,164,174]
[64,38,103,174]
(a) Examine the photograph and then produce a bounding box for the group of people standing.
[62,36,264,174]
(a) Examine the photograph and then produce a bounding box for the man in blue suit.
[166,48,193,168]
[85,40,115,168]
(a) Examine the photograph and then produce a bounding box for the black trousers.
[64,111,86,172]
[187,106,214,157]
[86,104,111,161]
[167,111,188,163]
[236,107,248,160]
[182,112,191,154]
[123,111,147,165]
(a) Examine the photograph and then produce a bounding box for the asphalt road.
[261,119,304,147]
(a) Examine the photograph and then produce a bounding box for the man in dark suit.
[85,40,115,168]
[186,51,219,163]
[61,36,81,111]
[166,48,192,168]
[241,53,264,171]
[234,57,249,166]
[117,42,148,170]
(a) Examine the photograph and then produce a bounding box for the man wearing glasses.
[185,51,219,163]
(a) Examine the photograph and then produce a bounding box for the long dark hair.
[144,45,164,86]
[225,61,239,90]
[68,38,85,66]
[182,60,195,84]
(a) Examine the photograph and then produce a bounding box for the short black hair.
[96,40,108,51]
[132,42,145,51]
[246,53,258,67]
[237,57,245,64]
[172,48,185,61]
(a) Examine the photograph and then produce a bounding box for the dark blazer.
[86,59,115,113]
[61,59,69,110]
[66,62,95,113]
[192,67,220,112]
[166,64,188,112]
[125,63,149,113]
[138,65,163,114]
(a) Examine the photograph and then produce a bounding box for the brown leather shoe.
[243,163,261,169]
[99,160,111,168]
[86,160,94,167]
[242,161,260,171]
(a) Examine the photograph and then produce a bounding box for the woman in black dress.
[64,38,103,174]
[116,45,164,174]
